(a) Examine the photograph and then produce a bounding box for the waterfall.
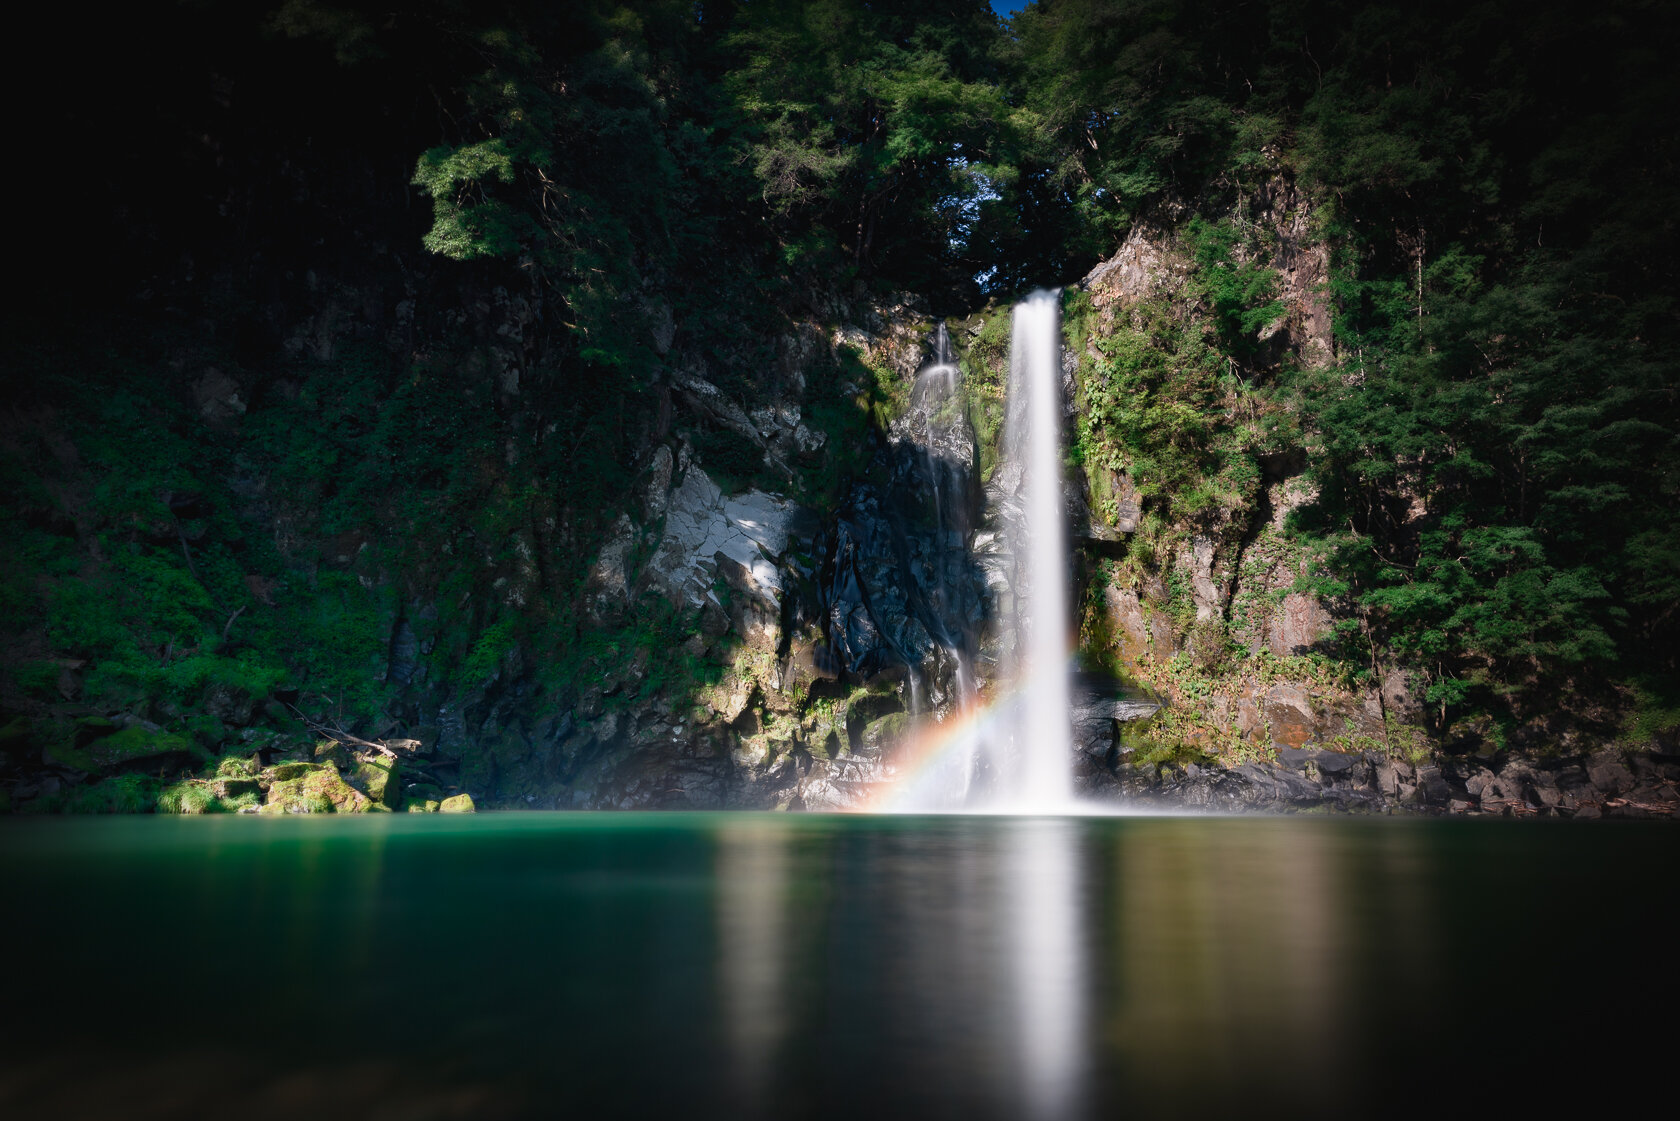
[875,293,1076,815]
[1006,291,1074,813]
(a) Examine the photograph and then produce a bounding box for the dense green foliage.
[1005,0,1679,734]
[3,0,1676,802]
[1279,0,1679,727]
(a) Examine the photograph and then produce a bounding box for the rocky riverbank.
[0,716,474,815]
[1079,742,1680,819]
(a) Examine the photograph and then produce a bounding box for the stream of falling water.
[905,322,983,807]
[1009,290,1074,813]
[887,293,1074,814]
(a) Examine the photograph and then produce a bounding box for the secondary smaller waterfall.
[895,323,985,808]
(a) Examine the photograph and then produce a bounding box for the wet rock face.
[1068,673,1162,760]
[825,477,983,686]
[822,330,987,711]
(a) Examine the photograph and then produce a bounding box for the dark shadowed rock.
[1587,748,1635,795]
[1069,672,1160,756]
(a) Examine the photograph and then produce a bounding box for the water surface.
[1,813,1673,1119]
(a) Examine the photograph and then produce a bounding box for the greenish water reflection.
[0,814,1673,1119]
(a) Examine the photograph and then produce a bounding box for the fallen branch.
[284,702,415,758]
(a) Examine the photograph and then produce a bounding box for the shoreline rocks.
[1078,744,1680,818]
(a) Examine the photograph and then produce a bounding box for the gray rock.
[1183,535,1223,621]
[792,423,826,454]
[193,367,246,427]
[641,445,675,521]
[1415,766,1454,806]
[1587,748,1635,795]
[1277,747,1315,771]
[1267,593,1332,657]
[585,514,638,615]
[643,467,804,626]
[1069,673,1159,755]
[1314,750,1356,776]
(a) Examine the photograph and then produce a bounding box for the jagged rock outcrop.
[1063,174,1411,762]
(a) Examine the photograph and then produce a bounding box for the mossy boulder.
[212,777,261,800]
[406,799,441,813]
[260,763,372,813]
[313,739,348,767]
[72,716,120,748]
[856,711,909,756]
[439,793,475,813]
[49,725,200,773]
[215,754,261,779]
[353,756,400,808]
[158,780,221,814]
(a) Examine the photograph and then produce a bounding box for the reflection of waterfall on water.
[1012,818,1086,1119]
[716,820,791,1117]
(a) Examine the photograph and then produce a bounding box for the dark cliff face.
[0,3,958,810]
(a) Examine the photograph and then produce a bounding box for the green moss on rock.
[353,756,399,808]
[859,711,909,755]
[260,763,372,814]
[158,780,220,814]
[212,776,261,800]
[215,754,260,779]
[313,739,348,767]
[439,793,475,813]
[49,725,200,773]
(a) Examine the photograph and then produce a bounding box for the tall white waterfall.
[874,292,1077,815]
[1008,291,1074,813]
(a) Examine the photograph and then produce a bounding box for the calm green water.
[1,812,1674,1119]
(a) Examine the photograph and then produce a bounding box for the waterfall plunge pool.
[2,812,1674,1119]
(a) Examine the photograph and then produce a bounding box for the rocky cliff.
[4,146,1673,817]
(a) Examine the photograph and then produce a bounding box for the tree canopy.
[8,0,1676,747]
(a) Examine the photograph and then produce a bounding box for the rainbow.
[849,656,1076,814]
